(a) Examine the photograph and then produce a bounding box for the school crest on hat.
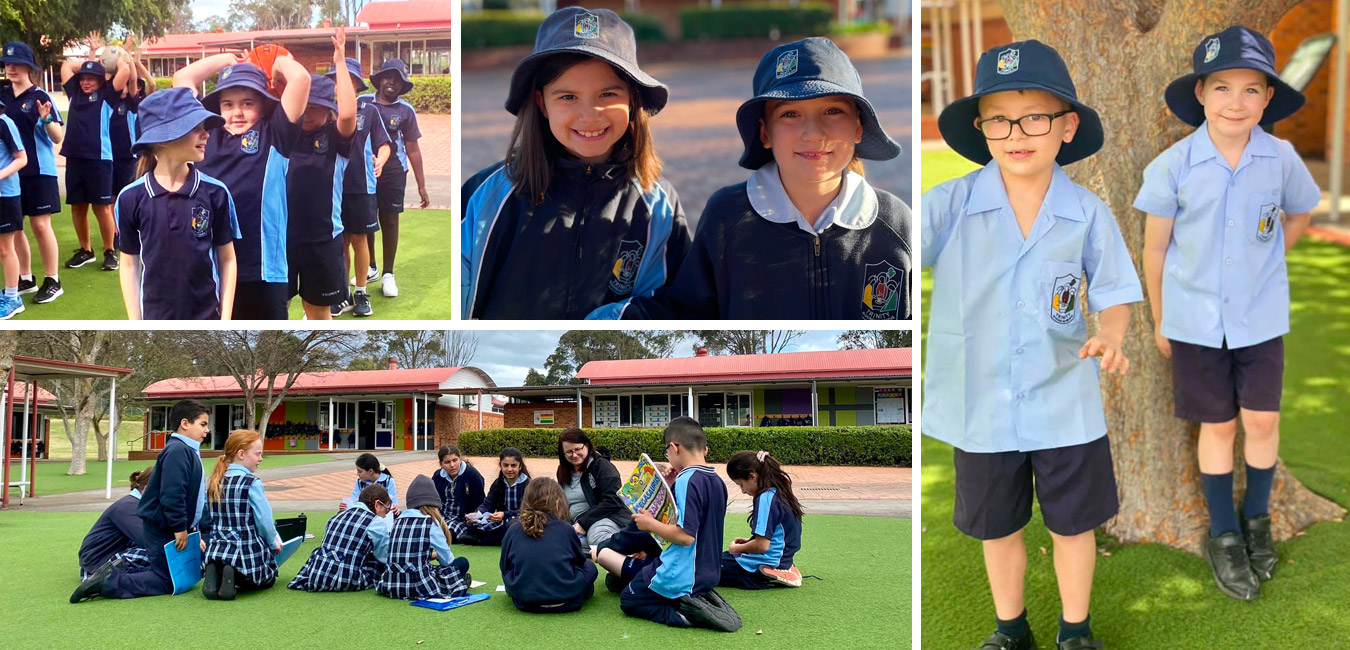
[608,239,645,295]
[862,261,902,320]
[1256,202,1278,243]
[4,47,12,57]
[241,129,259,154]
[220,66,233,81]
[1050,273,1079,325]
[776,49,799,79]
[190,206,211,238]
[313,131,329,154]
[574,11,600,40]
[1204,37,1221,63]
[997,48,1019,75]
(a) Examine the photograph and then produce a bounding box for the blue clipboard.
[163,532,202,595]
[410,593,491,611]
[276,536,305,567]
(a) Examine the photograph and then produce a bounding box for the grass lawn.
[919,150,1350,647]
[7,453,339,497]
[10,206,451,320]
[0,512,909,649]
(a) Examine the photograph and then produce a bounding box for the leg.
[1049,530,1096,631]
[92,203,116,252]
[348,233,368,291]
[378,211,399,273]
[71,203,91,251]
[718,551,776,590]
[365,229,377,274]
[1198,419,1241,537]
[30,214,59,277]
[982,530,1028,620]
[584,517,624,551]
[15,228,29,276]
[619,577,691,628]
[302,301,332,320]
[0,233,17,290]
[1239,408,1280,513]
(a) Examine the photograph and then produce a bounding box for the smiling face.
[975,89,1079,180]
[562,441,589,470]
[535,58,632,165]
[217,87,265,135]
[301,105,332,133]
[500,457,521,482]
[440,454,462,477]
[375,73,402,101]
[1195,68,1273,141]
[77,73,102,95]
[237,439,264,473]
[759,96,863,185]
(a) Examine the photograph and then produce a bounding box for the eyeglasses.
[975,110,1073,140]
[563,447,587,457]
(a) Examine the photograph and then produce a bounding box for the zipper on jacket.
[813,237,820,257]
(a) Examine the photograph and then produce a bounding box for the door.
[375,401,394,449]
[358,402,377,449]
[212,405,230,449]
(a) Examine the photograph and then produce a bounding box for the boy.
[59,55,129,272]
[923,41,1143,650]
[1134,26,1319,601]
[72,400,213,601]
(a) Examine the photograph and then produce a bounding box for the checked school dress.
[435,466,483,540]
[463,475,529,545]
[376,516,468,600]
[204,475,278,589]
[288,505,384,592]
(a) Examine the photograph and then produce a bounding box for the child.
[432,444,484,540]
[460,447,530,546]
[174,52,310,320]
[108,33,156,196]
[60,49,130,272]
[719,450,804,589]
[461,7,691,319]
[285,32,356,321]
[77,467,154,581]
[1134,26,1319,602]
[289,483,394,592]
[358,58,427,298]
[325,56,390,317]
[0,101,27,319]
[623,37,908,320]
[340,452,397,510]
[499,477,597,613]
[376,474,471,600]
[923,41,1143,650]
[73,399,213,602]
[0,41,64,304]
[115,87,240,320]
[202,429,283,600]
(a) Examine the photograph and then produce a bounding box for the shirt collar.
[1188,122,1278,167]
[506,473,528,487]
[130,488,143,500]
[746,162,878,233]
[349,501,372,514]
[144,164,202,198]
[965,162,1086,222]
[225,463,254,477]
[170,432,202,452]
[400,508,428,519]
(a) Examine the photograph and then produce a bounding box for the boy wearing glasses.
[922,41,1142,650]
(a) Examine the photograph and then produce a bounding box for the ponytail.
[356,452,391,477]
[208,430,261,503]
[128,466,154,492]
[134,151,156,179]
[726,450,804,521]
[517,478,569,539]
[419,505,454,544]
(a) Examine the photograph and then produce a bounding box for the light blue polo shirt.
[1133,124,1320,349]
[922,162,1144,453]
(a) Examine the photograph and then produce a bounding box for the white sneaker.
[382,273,398,297]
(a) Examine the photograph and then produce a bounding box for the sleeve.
[460,162,510,318]
[112,499,147,547]
[386,475,398,506]
[349,480,363,504]
[920,182,960,268]
[61,77,80,99]
[1,117,23,153]
[429,518,455,565]
[366,515,392,564]
[213,187,241,245]
[369,106,392,151]
[676,476,706,540]
[466,469,486,512]
[750,491,776,538]
[115,191,141,254]
[586,180,693,320]
[158,451,190,531]
[402,105,421,141]
[1281,144,1321,215]
[1082,194,1145,312]
[478,480,500,514]
[248,478,280,546]
[269,103,302,156]
[333,122,355,156]
[621,202,722,319]
[577,459,628,530]
[1132,153,1180,219]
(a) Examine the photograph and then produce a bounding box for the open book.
[618,454,680,547]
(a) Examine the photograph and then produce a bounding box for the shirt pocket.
[1246,190,1281,246]
[1041,260,1085,334]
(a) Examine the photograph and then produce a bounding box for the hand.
[275,539,284,554]
[87,30,103,51]
[1079,333,1130,375]
[200,539,207,553]
[464,514,475,522]
[1154,328,1172,360]
[331,27,346,65]
[573,522,585,536]
[490,512,504,523]
[632,511,657,533]
[372,155,383,178]
[122,32,138,55]
[36,100,50,120]
[337,500,347,511]
[733,537,750,545]
[173,530,188,551]
[659,465,677,487]
[390,504,401,516]
[418,186,430,209]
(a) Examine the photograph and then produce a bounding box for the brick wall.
[503,402,591,429]
[434,406,504,449]
[1272,0,1337,158]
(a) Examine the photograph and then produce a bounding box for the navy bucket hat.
[1,42,39,71]
[505,6,668,116]
[1163,26,1304,127]
[370,58,414,96]
[325,57,367,92]
[937,40,1103,166]
[133,87,224,154]
[306,74,338,113]
[76,60,105,79]
[201,63,279,114]
[735,37,901,170]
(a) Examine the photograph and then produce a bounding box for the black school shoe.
[677,590,743,632]
[605,572,627,594]
[65,248,95,268]
[101,250,118,271]
[70,556,123,603]
[1058,634,1104,649]
[978,630,1036,650]
[1243,514,1278,581]
[1204,532,1260,601]
[218,563,237,601]
[202,561,221,600]
[16,276,35,294]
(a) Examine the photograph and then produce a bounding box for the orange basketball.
[244,43,291,94]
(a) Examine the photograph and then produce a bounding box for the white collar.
[746,162,878,234]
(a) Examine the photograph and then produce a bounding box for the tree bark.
[1002,0,1345,553]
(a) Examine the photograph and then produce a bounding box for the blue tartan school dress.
[464,475,529,544]
[434,465,483,539]
[376,515,468,600]
[288,505,384,592]
[204,474,278,589]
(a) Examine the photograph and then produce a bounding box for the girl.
[621,38,909,320]
[376,474,471,600]
[432,444,484,540]
[460,6,691,320]
[0,103,27,319]
[115,87,239,320]
[203,429,282,600]
[340,452,397,510]
[77,467,153,580]
[500,478,597,613]
[288,483,394,592]
[173,51,310,320]
[555,428,629,549]
[357,57,426,298]
[720,450,804,589]
[459,447,530,546]
[61,38,132,273]
[326,56,390,317]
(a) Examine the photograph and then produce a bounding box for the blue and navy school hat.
[76,60,105,80]
[1163,26,1304,127]
[1,42,39,71]
[201,63,280,114]
[325,57,367,92]
[132,87,225,154]
[735,37,901,170]
[504,6,668,116]
[370,58,414,96]
[306,74,338,113]
[937,40,1103,166]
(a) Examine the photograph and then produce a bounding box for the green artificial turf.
[0,512,909,649]
[5,454,339,497]
[9,206,451,320]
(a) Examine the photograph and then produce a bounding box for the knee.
[1244,412,1280,440]
[1204,420,1240,441]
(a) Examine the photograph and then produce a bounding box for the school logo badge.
[1256,202,1278,243]
[241,130,259,154]
[1204,37,1221,64]
[997,48,1019,75]
[190,206,211,238]
[219,66,233,81]
[1050,273,1080,325]
[313,131,329,154]
[20,101,31,113]
[575,12,600,40]
[388,115,401,130]
[608,239,645,295]
[4,47,12,57]
[861,261,902,320]
[356,112,366,131]
[776,49,799,79]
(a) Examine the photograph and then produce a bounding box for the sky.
[191,0,233,23]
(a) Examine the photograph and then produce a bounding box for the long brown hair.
[207,429,261,503]
[419,505,454,544]
[128,466,154,492]
[517,478,570,539]
[555,428,594,484]
[726,450,804,521]
[505,53,663,205]
[134,150,156,179]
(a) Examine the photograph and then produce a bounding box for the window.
[149,406,169,432]
[377,401,395,430]
[670,394,688,420]
[644,395,672,427]
[697,393,724,428]
[727,394,751,427]
[594,396,619,428]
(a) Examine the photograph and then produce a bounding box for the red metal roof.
[577,348,912,385]
[11,383,57,406]
[142,26,374,55]
[357,0,453,29]
[143,367,474,399]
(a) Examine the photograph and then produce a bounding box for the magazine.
[618,454,680,547]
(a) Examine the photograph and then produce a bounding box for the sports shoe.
[0,295,24,320]
[218,563,237,601]
[367,265,379,282]
[1204,531,1260,601]
[65,248,96,268]
[15,276,35,294]
[1058,635,1104,650]
[353,290,372,317]
[1243,514,1278,581]
[33,277,63,304]
[675,590,742,632]
[979,630,1036,650]
[381,273,398,297]
[101,249,118,271]
[604,572,627,594]
[760,564,802,587]
[330,297,352,317]
[70,556,123,603]
[202,561,221,600]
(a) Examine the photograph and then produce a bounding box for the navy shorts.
[1170,337,1283,422]
[718,552,778,590]
[113,158,138,195]
[340,193,379,234]
[376,168,406,214]
[952,435,1119,540]
[0,196,22,233]
[232,281,289,320]
[65,158,115,205]
[19,174,60,216]
[288,236,347,306]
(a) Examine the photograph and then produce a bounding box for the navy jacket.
[461,159,691,319]
[138,435,210,535]
[432,463,485,516]
[572,454,631,531]
[500,517,597,605]
[78,493,146,573]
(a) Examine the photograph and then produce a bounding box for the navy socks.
[1058,615,1092,643]
[996,609,1029,639]
[1201,472,1240,538]
[1243,463,1276,519]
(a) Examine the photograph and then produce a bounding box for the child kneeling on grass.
[376,474,471,600]
[499,478,597,613]
[289,484,394,592]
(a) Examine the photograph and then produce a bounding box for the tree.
[1003,0,1344,552]
[837,330,913,349]
[0,0,190,66]
[538,331,685,385]
[20,331,113,475]
[363,331,445,369]
[441,331,480,368]
[228,0,316,31]
[691,331,804,355]
[523,368,549,386]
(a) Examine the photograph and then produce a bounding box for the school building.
[3,383,58,460]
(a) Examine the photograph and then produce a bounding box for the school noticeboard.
[534,410,554,425]
[876,388,908,425]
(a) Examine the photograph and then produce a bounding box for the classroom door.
[375,401,394,449]
[212,405,230,449]
[358,402,377,449]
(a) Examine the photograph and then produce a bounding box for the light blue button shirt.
[170,433,208,528]
[225,463,280,547]
[922,162,1144,453]
[348,501,393,564]
[399,509,454,565]
[351,473,397,506]
[1133,124,1320,349]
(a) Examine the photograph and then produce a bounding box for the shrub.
[404,75,453,113]
[620,12,667,42]
[680,3,833,41]
[463,10,547,48]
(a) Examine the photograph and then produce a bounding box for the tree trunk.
[1003,0,1346,553]
[67,389,98,476]
[93,418,108,463]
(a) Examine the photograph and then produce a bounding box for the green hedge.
[463,10,666,47]
[459,426,911,467]
[680,3,833,41]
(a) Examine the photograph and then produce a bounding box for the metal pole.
[1329,0,1348,222]
[957,0,972,97]
[811,380,819,426]
[477,389,483,429]
[576,387,583,427]
[328,397,334,451]
[3,368,14,508]
[424,393,431,449]
[28,380,39,495]
[106,378,117,500]
[687,387,694,422]
[20,381,30,500]
[412,394,419,451]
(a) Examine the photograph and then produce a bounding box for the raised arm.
[273,55,311,123]
[173,53,240,91]
[331,28,356,137]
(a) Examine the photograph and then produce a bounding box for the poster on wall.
[535,410,555,425]
[875,388,908,424]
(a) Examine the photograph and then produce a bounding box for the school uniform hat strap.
[325,57,367,91]
[1,42,39,71]
[504,6,669,116]
[202,63,280,114]
[937,39,1104,166]
[76,60,105,79]
[306,74,339,112]
[735,37,901,170]
[404,475,440,510]
[1163,26,1304,127]
[370,58,414,95]
[132,87,224,154]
